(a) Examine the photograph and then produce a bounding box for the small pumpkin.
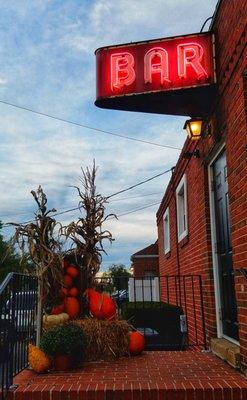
[128,331,145,355]
[69,287,79,297]
[61,287,68,298]
[28,344,50,373]
[66,266,79,279]
[42,313,69,330]
[51,303,64,315]
[64,297,80,319]
[63,274,73,288]
[53,355,72,371]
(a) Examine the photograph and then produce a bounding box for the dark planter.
[122,302,187,350]
[53,355,72,371]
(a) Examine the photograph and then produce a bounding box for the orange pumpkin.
[63,274,73,288]
[86,288,116,320]
[66,266,79,279]
[61,287,68,298]
[28,344,50,373]
[128,331,145,355]
[69,287,79,297]
[51,303,64,315]
[54,355,72,371]
[64,297,80,319]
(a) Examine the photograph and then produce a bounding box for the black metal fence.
[0,273,38,400]
[0,273,207,398]
[94,274,207,350]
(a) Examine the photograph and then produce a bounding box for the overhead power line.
[1,200,161,231]
[0,100,182,150]
[106,168,172,199]
[110,191,163,202]
[2,167,172,227]
[1,191,163,219]
[116,201,161,218]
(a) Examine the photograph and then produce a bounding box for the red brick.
[157,0,247,363]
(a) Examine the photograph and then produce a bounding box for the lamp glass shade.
[185,119,202,140]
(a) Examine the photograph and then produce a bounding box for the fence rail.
[0,273,207,399]
[0,273,38,400]
[94,274,207,349]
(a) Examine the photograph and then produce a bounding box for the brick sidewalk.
[9,351,247,400]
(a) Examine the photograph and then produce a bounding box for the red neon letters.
[111,52,135,90]
[96,33,214,100]
[144,48,170,85]
[111,43,208,91]
[177,43,208,79]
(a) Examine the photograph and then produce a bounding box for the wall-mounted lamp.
[182,149,200,159]
[183,118,203,141]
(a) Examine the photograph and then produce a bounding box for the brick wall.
[132,257,159,278]
[157,0,247,361]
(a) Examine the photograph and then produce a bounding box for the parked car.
[111,289,129,305]
[1,291,37,335]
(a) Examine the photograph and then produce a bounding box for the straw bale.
[74,318,130,361]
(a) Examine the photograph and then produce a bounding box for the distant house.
[131,242,159,278]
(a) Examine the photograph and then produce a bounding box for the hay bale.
[74,318,130,361]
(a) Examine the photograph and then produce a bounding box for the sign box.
[95,32,216,116]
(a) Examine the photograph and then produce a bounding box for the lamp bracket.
[182,149,200,159]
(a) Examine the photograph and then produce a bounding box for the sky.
[0,0,218,270]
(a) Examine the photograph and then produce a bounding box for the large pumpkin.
[128,331,145,355]
[64,297,80,319]
[86,288,116,320]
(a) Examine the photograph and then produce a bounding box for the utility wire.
[2,168,172,227]
[0,100,182,150]
[106,168,172,199]
[116,201,161,218]
[110,191,163,202]
[1,191,163,219]
[1,201,161,230]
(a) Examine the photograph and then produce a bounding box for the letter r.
[177,42,208,79]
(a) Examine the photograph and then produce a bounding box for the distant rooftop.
[131,241,158,259]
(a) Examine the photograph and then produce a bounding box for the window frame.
[176,174,188,242]
[163,207,170,254]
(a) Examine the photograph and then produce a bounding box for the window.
[176,175,188,241]
[163,208,170,254]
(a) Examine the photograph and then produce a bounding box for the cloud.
[0,0,218,269]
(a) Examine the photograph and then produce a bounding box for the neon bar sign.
[95,33,215,101]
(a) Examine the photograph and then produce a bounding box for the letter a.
[177,42,208,79]
[144,47,171,84]
[111,52,135,91]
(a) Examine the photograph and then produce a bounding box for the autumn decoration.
[28,344,51,373]
[74,318,130,361]
[10,163,146,374]
[86,288,117,320]
[40,323,87,370]
[42,313,69,330]
[128,331,145,355]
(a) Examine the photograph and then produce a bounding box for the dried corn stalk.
[10,186,63,311]
[64,162,116,294]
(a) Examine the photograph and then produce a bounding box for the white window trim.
[176,174,188,242]
[163,207,170,254]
